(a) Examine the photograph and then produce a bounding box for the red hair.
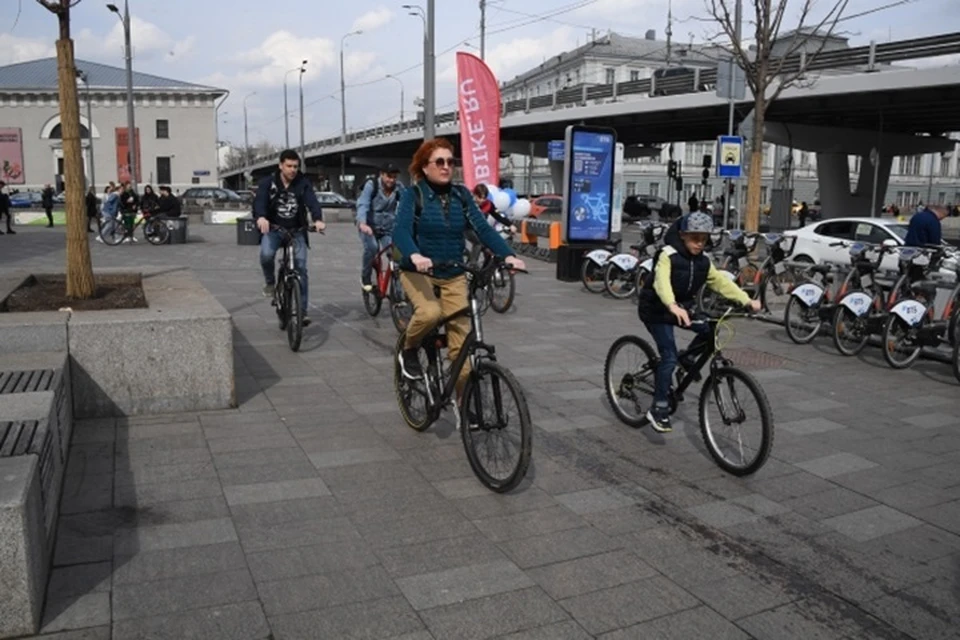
[409,138,454,182]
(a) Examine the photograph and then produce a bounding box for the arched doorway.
[40,115,100,190]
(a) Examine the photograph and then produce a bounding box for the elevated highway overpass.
[222,33,960,215]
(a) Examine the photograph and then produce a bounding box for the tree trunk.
[744,99,766,233]
[56,38,96,299]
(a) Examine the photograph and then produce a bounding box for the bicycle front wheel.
[882,314,921,369]
[832,305,870,357]
[603,335,658,428]
[144,219,169,245]
[393,333,432,431]
[604,263,637,299]
[581,259,605,293]
[489,266,516,313]
[460,361,532,493]
[363,287,382,317]
[286,279,304,352]
[699,367,773,476]
[100,221,126,246]
[784,294,821,345]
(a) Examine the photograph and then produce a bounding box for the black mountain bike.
[271,226,321,352]
[604,308,774,475]
[394,257,531,492]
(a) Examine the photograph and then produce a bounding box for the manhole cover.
[723,348,787,369]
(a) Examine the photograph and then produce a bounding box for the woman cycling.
[394,138,525,398]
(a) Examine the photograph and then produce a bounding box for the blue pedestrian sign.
[717,135,743,179]
[548,140,565,162]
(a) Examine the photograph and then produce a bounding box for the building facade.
[497,32,960,213]
[0,58,226,193]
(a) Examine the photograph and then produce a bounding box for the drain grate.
[0,369,57,394]
[0,420,42,457]
[723,348,787,370]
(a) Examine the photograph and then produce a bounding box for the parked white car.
[784,216,957,276]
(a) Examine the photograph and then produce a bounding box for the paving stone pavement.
[3,223,959,640]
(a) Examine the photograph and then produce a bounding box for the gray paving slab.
[14,224,957,639]
[396,559,534,610]
[111,569,258,621]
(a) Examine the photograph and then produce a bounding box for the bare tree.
[706,0,850,231]
[36,0,95,298]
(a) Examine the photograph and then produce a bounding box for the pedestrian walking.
[41,183,55,227]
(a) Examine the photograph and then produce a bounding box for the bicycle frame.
[369,238,395,298]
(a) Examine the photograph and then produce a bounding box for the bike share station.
[554,125,624,281]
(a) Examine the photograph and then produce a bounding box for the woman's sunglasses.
[429,157,457,169]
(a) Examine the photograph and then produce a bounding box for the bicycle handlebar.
[269,224,325,236]
[429,256,529,276]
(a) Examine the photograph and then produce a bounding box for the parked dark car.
[316,191,356,210]
[180,187,245,214]
[622,194,667,220]
[9,192,42,208]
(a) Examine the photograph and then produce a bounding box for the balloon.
[485,184,500,202]
[493,191,511,212]
[504,188,518,206]
[511,198,531,218]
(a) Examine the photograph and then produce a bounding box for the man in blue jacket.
[357,162,403,292]
[254,149,325,326]
[904,204,947,247]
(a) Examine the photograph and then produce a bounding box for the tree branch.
[768,0,850,103]
[35,0,62,11]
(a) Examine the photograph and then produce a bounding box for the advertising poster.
[115,127,142,183]
[563,127,616,242]
[456,52,500,191]
[0,127,25,184]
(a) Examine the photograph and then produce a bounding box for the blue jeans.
[260,230,309,308]
[643,320,713,410]
[360,231,392,286]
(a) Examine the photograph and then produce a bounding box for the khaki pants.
[401,272,472,393]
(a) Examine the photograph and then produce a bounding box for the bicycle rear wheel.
[144,218,169,245]
[100,221,126,246]
[393,333,433,431]
[699,367,773,476]
[603,335,658,428]
[286,279,304,351]
[489,266,515,313]
[460,361,532,493]
[832,305,870,356]
[882,314,921,369]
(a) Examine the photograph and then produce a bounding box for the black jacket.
[141,192,159,212]
[253,171,323,246]
[0,192,10,215]
[638,232,712,324]
[41,188,54,209]
[156,194,181,217]
[120,190,139,214]
[85,192,98,217]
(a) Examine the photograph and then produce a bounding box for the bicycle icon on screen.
[578,193,608,222]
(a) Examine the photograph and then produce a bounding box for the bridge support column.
[816,151,892,218]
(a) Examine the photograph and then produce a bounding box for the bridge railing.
[232,32,960,172]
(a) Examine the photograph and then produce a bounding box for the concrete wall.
[0,91,218,192]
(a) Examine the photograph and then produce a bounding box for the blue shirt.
[904,209,942,247]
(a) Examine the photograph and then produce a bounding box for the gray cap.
[682,212,714,234]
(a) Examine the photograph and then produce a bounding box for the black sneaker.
[398,348,423,379]
[645,406,673,433]
[302,315,312,327]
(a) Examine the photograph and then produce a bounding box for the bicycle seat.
[848,243,867,258]
[762,233,783,245]
[728,230,744,241]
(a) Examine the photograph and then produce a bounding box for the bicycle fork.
[711,374,747,426]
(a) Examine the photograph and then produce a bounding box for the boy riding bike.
[637,212,761,433]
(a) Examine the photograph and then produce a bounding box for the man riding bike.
[254,149,325,327]
[357,162,404,292]
[393,138,525,401]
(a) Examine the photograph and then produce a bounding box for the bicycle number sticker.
[610,253,639,270]
[774,261,787,275]
[640,258,654,272]
[586,249,612,266]
[914,254,930,267]
[739,257,749,269]
[840,292,873,317]
[860,274,872,289]
[891,299,927,325]
[791,283,824,307]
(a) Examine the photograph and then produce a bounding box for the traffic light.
[667,160,677,178]
[701,168,710,182]
[675,176,683,192]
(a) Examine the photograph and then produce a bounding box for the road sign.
[716,58,747,100]
[717,135,743,179]
[548,140,565,162]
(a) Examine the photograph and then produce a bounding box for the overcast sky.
[3,0,959,149]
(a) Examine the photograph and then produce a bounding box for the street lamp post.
[243,91,256,189]
[76,70,95,192]
[403,4,434,139]
[298,63,306,167]
[340,30,362,195]
[214,93,229,186]
[107,0,137,192]
[386,74,404,122]
[284,60,306,149]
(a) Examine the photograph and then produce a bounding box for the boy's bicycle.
[603,308,774,475]
[99,211,169,246]
[394,257,531,492]
[363,236,412,334]
[271,226,321,352]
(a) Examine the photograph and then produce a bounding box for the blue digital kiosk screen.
[564,126,616,242]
